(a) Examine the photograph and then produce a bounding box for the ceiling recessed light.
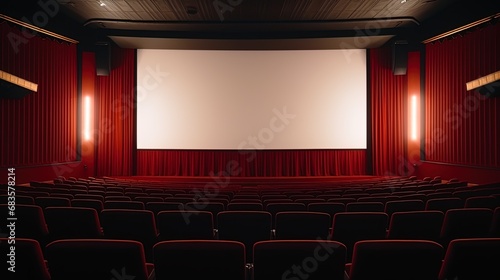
[186,6,198,15]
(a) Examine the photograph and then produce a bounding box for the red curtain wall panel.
[370,47,407,176]
[95,48,135,176]
[0,22,77,167]
[136,149,366,177]
[425,23,500,168]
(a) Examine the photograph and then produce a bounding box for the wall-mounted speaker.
[95,42,111,76]
[392,40,408,75]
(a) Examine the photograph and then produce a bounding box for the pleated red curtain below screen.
[136,149,366,177]
[0,22,77,167]
[95,48,135,176]
[425,23,500,168]
[370,47,407,176]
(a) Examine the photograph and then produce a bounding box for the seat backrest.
[261,194,288,201]
[100,209,158,262]
[317,194,342,200]
[106,186,124,193]
[71,198,104,212]
[185,202,225,226]
[387,210,444,241]
[217,210,272,261]
[100,209,158,241]
[135,196,164,203]
[156,210,214,240]
[439,238,500,280]
[426,197,463,212]
[289,194,315,200]
[426,192,453,200]
[230,198,262,204]
[274,211,331,240]
[0,238,51,280]
[294,198,326,206]
[0,204,49,243]
[349,240,443,280]
[232,195,260,200]
[357,196,390,204]
[346,202,385,212]
[327,198,357,204]
[50,193,75,200]
[153,240,246,280]
[207,198,230,207]
[491,207,500,237]
[331,212,388,261]
[384,199,425,217]
[464,196,498,210]
[104,201,145,210]
[307,202,345,218]
[440,208,493,246]
[104,195,131,201]
[266,202,307,216]
[23,191,51,198]
[253,240,346,280]
[263,199,294,207]
[227,202,264,211]
[342,193,370,199]
[0,194,34,205]
[74,194,104,202]
[163,197,195,204]
[35,197,71,208]
[145,202,183,216]
[46,239,150,280]
[44,206,102,240]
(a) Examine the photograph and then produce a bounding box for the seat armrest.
[344,262,352,279]
[146,263,155,280]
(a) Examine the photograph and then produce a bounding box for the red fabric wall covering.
[424,23,500,168]
[136,149,366,177]
[95,48,135,176]
[0,22,77,167]
[415,162,500,184]
[369,47,408,176]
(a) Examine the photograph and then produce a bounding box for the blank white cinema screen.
[136,49,367,150]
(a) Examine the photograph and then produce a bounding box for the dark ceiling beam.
[82,17,420,29]
[415,0,500,43]
[0,13,78,44]
[96,27,402,40]
[422,13,500,44]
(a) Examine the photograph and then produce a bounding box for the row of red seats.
[2,237,499,280]
[2,203,499,261]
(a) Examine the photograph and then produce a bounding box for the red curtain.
[425,23,500,168]
[370,47,408,176]
[95,48,135,176]
[136,149,366,176]
[0,22,77,167]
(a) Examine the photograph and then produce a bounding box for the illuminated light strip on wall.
[411,95,418,141]
[84,96,91,141]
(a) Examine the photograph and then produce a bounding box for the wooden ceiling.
[1,0,499,49]
[57,0,448,23]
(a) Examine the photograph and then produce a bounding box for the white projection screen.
[136,49,367,150]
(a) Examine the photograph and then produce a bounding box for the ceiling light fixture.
[186,6,198,15]
[98,1,106,6]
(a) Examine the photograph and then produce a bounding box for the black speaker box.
[95,43,111,76]
[392,40,408,75]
